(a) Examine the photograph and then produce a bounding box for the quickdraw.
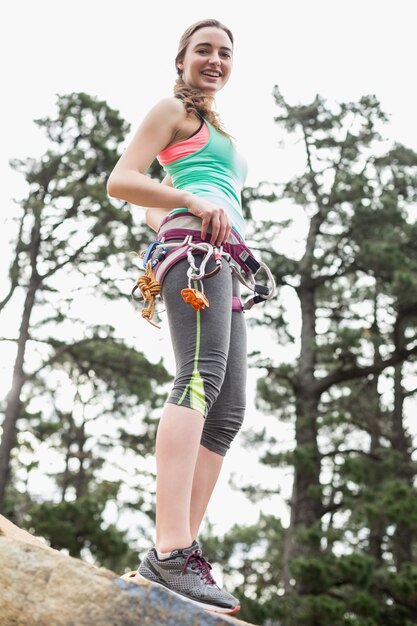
[130,214,276,326]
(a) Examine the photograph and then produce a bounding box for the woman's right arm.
[145,174,174,232]
[107,97,231,245]
[107,98,190,209]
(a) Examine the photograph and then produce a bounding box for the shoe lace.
[181,549,216,585]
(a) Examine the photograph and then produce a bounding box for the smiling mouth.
[201,71,221,78]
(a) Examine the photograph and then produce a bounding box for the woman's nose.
[208,52,221,65]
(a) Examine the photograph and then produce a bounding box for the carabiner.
[186,241,214,280]
[203,246,223,279]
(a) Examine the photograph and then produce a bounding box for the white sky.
[1,0,417,191]
[1,0,417,544]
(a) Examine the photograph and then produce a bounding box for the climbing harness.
[131,213,276,326]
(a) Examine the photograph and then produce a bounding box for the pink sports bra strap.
[157,121,209,166]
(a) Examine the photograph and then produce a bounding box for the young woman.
[107,19,248,615]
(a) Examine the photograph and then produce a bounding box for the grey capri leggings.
[161,255,247,456]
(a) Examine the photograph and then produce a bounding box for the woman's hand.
[186,195,231,246]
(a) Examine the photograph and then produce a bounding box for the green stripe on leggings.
[178,284,206,415]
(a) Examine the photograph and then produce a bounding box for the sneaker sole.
[132,571,240,615]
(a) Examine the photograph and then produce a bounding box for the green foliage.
[256,362,295,416]
[219,90,417,626]
[201,512,285,619]
[26,481,137,571]
[1,92,171,568]
[50,334,170,405]
[9,92,154,302]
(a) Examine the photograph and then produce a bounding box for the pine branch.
[315,341,417,394]
[265,366,296,389]
[404,386,417,398]
[302,125,326,213]
[24,335,116,382]
[0,207,28,312]
[39,232,97,281]
[321,448,382,461]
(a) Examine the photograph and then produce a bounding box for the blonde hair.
[174,19,234,141]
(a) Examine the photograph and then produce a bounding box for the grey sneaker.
[136,541,240,614]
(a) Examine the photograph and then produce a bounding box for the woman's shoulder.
[148,96,187,122]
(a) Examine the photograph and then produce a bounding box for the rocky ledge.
[0,515,256,626]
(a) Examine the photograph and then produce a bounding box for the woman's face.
[177,27,233,97]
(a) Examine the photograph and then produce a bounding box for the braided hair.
[174,19,234,142]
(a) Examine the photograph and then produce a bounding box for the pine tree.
[0,92,165,514]
[216,91,417,626]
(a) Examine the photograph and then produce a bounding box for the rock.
[0,515,256,626]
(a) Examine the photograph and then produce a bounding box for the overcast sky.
[1,0,416,193]
[1,0,416,539]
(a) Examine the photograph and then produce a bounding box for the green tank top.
[157,117,248,238]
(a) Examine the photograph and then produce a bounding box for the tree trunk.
[0,275,40,511]
[75,421,87,500]
[0,209,42,513]
[366,297,385,564]
[391,360,413,567]
[61,420,72,503]
[367,402,385,564]
[283,281,322,592]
